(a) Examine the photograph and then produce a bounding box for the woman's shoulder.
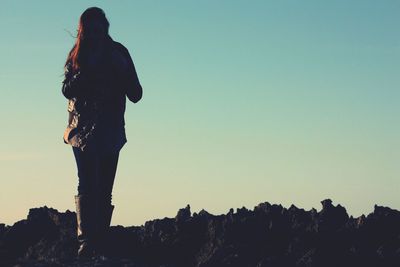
[111,41,129,55]
[109,41,130,70]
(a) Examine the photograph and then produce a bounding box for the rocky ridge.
[1,199,400,266]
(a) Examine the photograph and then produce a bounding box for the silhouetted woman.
[61,7,142,258]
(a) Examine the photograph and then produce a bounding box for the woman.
[61,7,142,258]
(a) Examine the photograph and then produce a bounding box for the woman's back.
[62,37,142,153]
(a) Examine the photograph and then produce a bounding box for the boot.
[95,202,114,256]
[74,194,97,258]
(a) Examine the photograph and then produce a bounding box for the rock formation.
[1,199,400,266]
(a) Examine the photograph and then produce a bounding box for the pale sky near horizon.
[0,1,399,226]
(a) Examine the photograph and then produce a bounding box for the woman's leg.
[72,146,100,257]
[72,146,99,195]
[97,150,120,206]
[94,149,120,255]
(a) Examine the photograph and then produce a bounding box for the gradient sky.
[0,1,399,226]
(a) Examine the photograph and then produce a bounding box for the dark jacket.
[62,37,142,152]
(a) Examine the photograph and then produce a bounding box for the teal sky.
[0,1,399,226]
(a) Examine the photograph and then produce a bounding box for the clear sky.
[0,1,399,226]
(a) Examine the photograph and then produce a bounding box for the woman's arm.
[113,45,143,103]
[125,49,143,103]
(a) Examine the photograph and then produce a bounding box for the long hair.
[65,7,111,72]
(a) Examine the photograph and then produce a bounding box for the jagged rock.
[1,200,400,267]
[175,204,191,223]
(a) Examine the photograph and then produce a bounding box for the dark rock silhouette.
[1,199,400,267]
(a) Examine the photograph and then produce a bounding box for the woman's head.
[78,7,109,44]
[65,7,111,71]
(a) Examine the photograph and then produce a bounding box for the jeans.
[72,145,120,206]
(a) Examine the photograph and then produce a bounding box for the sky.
[0,1,399,226]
